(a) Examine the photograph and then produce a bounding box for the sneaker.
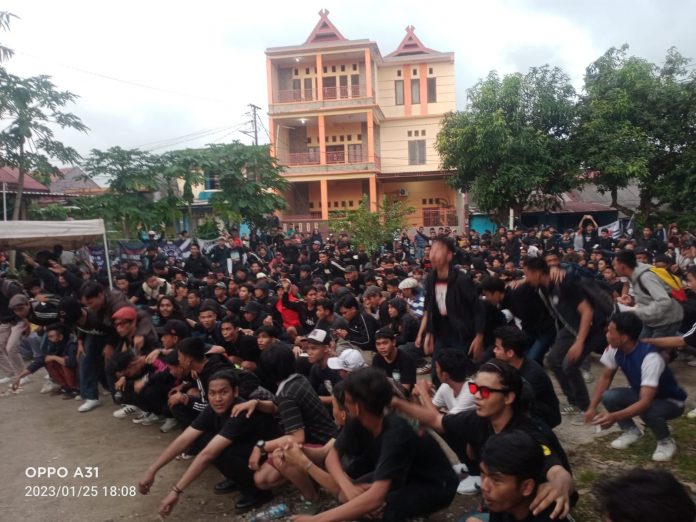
[175,452,194,461]
[610,428,643,449]
[452,463,469,479]
[652,438,677,462]
[133,412,160,425]
[416,362,432,375]
[456,475,481,495]
[561,405,583,415]
[0,377,11,385]
[74,394,83,401]
[113,404,144,419]
[160,418,179,433]
[78,399,102,413]
[581,369,594,383]
[687,407,696,419]
[41,382,61,394]
[62,390,79,400]
[19,376,30,386]
[688,359,696,367]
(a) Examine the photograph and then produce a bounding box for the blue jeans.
[526,329,555,364]
[640,321,682,339]
[79,335,106,401]
[602,387,684,440]
[415,245,424,260]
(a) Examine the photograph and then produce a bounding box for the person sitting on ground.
[493,326,561,429]
[412,348,477,415]
[584,312,687,462]
[593,468,695,522]
[465,430,569,522]
[12,323,78,396]
[392,360,575,513]
[292,368,458,522]
[305,328,341,406]
[326,348,368,379]
[138,370,282,516]
[234,344,337,506]
[371,326,416,395]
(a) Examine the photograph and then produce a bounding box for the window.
[204,172,220,190]
[352,64,357,71]
[305,67,310,74]
[407,130,412,137]
[340,64,345,72]
[294,68,299,76]
[347,135,352,141]
[427,77,437,103]
[408,140,426,165]
[421,129,426,136]
[331,65,336,72]
[340,135,345,142]
[413,68,418,76]
[306,137,312,144]
[414,130,419,137]
[395,80,404,105]
[357,134,362,141]
[429,67,433,75]
[397,69,402,77]
[411,78,420,104]
[349,200,354,207]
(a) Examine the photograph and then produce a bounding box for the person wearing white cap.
[398,277,424,319]
[305,329,341,406]
[327,348,367,379]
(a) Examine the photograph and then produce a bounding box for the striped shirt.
[275,374,337,444]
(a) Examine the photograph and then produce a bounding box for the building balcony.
[280,151,381,174]
[270,85,372,114]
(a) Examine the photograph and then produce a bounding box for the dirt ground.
[1,356,694,522]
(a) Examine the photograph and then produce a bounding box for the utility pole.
[249,103,261,146]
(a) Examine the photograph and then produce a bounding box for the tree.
[329,195,414,256]
[0,71,87,219]
[436,66,579,224]
[81,147,162,237]
[0,12,16,63]
[575,45,696,216]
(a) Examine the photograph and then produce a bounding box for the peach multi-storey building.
[267,10,463,232]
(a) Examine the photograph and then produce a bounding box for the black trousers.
[383,473,458,522]
[195,431,261,497]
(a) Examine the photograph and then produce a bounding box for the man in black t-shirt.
[293,368,457,522]
[371,326,416,394]
[305,328,341,406]
[138,371,282,516]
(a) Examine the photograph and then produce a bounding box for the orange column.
[419,63,428,115]
[266,57,274,106]
[316,54,323,101]
[369,175,377,212]
[318,114,326,165]
[320,179,329,221]
[366,111,374,163]
[364,48,372,97]
[403,64,412,116]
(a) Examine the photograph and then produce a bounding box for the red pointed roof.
[386,25,436,57]
[0,167,50,192]
[304,9,347,45]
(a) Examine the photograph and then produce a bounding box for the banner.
[89,245,106,270]
[118,240,147,261]
[599,220,622,240]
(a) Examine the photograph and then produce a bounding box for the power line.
[13,49,231,104]
[135,125,238,149]
[146,126,246,152]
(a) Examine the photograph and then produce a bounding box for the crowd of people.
[1,215,696,521]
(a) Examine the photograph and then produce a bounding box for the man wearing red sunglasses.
[392,360,575,520]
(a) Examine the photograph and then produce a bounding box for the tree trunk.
[609,186,633,215]
[11,140,25,221]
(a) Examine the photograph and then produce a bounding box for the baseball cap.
[398,277,418,290]
[331,277,346,286]
[9,294,29,308]
[306,328,330,345]
[112,306,137,322]
[327,348,367,372]
[159,319,189,338]
[215,281,227,289]
[241,301,262,314]
[374,326,395,340]
[256,272,268,279]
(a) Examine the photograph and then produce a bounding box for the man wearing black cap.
[238,301,266,332]
[372,326,416,394]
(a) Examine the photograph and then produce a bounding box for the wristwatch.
[256,440,266,454]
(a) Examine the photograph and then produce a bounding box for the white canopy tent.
[0,219,113,286]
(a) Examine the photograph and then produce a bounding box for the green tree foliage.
[575,45,696,216]
[436,66,579,223]
[329,195,414,255]
[0,12,16,63]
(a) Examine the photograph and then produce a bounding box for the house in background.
[266,9,463,234]
[0,167,53,219]
[49,167,104,196]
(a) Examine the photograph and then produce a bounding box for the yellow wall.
[380,179,459,227]
[379,116,442,174]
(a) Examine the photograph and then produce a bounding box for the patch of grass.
[569,416,696,521]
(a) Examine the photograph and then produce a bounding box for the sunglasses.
[468,382,509,399]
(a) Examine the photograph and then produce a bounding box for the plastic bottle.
[249,503,290,522]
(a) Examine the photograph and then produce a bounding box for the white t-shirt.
[432,383,475,414]
[599,347,665,387]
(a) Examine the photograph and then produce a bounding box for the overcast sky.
[2,0,695,169]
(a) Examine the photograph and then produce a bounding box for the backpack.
[561,263,616,320]
[636,267,687,303]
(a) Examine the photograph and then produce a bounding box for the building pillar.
[316,54,323,101]
[369,175,377,212]
[318,114,326,165]
[403,64,412,117]
[366,111,374,163]
[268,116,275,157]
[364,48,372,97]
[266,57,274,106]
[320,179,329,221]
[419,63,428,115]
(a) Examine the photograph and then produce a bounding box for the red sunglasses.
[468,382,509,399]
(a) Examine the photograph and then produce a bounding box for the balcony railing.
[273,85,367,104]
[283,150,380,167]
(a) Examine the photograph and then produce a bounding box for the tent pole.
[103,229,113,289]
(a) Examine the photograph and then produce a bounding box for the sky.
[2,0,695,173]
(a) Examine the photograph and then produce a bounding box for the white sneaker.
[133,412,160,425]
[113,404,144,419]
[19,376,30,385]
[452,463,468,479]
[610,428,643,449]
[160,418,179,433]
[652,438,677,462]
[40,382,60,394]
[456,475,481,495]
[0,377,11,385]
[687,407,696,419]
[78,399,102,412]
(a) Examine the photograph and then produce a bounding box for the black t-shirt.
[519,359,561,429]
[191,399,282,452]
[334,413,456,491]
[222,332,260,362]
[372,350,417,386]
[490,506,567,522]
[441,412,570,476]
[275,374,337,444]
[308,363,341,397]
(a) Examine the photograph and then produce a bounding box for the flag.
[624,215,635,238]
[599,220,622,240]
